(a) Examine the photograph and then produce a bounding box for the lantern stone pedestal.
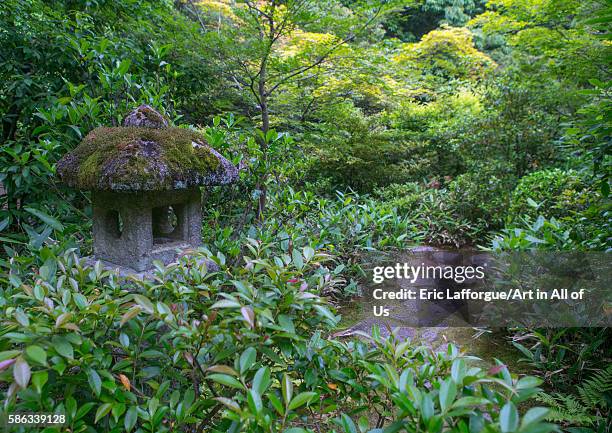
[91,189,202,272]
[57,105,238,277]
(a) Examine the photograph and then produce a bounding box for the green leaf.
[124,406,138,432]
[211,299,241,309]
[451,358,466,384]
[73,293,89,310]
[451,396,491,408]
[341,413,358,433]
[95,403,113,424]
[247,389,263,414]
[65,397,77,419]
[516,376,542,389]
[381,421,404,433]
[469,413,485,433]
[282,374,293,407]
[278,314,295,333]
[241,305,255,329]
[120,306,141,326]
[207,374,244,390]
[53,337,74,359]
[252,367,271,395]
[292,249,304,269]
[117,58,132,75]
[207,365,239,376]
[214,397,241,413]
[32,370,48,393]
[439,378,457,412]
[76,402,96,420]
[313,305,337,323]
[500,402,519,433]
[0,217,9,232]
[25,345,47,366]
[358,416,369,433]
[0,350,21,362]
[269,393,284,416]
[303,246,315,261]
[239,347,256,374]
[521,407,549,428]
[87,369,102,396]
[288,392,317,410]
[24,207,64,231]
[420,393,434,423]
[112,403,126,423]
[601,179,609,198]
[132,295,154,314]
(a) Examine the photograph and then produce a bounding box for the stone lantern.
[57,105,238,272]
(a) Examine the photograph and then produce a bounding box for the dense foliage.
[1,0,610,432]
[1,242,555,432]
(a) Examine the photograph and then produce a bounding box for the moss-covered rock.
[57,125,238,191]
[123,104,169,128]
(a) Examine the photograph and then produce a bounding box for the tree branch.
[266,4,385,96]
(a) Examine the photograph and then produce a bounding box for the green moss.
[140,106,167,124]
[63,126,220,190]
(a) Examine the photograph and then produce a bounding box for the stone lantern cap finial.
[57,105,238,191]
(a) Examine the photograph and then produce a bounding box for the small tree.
[185,0,401,219]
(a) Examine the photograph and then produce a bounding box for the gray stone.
[122,104,169,128]
[92,189,203,271]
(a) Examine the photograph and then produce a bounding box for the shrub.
[0,242,557,433]
[509,169,596,221]
[490,216,575,251]
[395,26,496,80]
[374,182,424,213]
[453,82,561,178]
[304,103,416,192]
[0,241,339,432]
[510,329,611,432]
[448,166,516,230]
[0,0,228,237]
[374,182,482,247]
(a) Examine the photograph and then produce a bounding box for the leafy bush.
[490,216,575,251]
[204,184,423,298]
[492,211,612,252]
[375,182,482,247]
[304,103,416,191]
[395,25,496,80]
[509,169,596,221]
[453,81,561,178]
[0,241,340,432]
[509,329,611,432]
[0,240,558,433]
[448,165,516,230]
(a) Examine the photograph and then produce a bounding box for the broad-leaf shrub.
[0,242,557,432]
[204,185,424,298]
[509,169,596,222]
[448,167,515,232]
[0,241,338,432]
[490,216,574,251]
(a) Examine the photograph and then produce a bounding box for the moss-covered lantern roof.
[57,105,238,191]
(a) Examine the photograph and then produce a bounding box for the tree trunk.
[256,58,269,222]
